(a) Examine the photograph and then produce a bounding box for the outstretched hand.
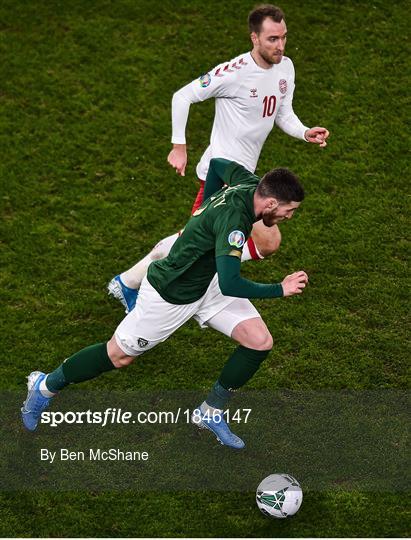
[304,127,329,147]
[167,144,187,176]
[281,271,309,297]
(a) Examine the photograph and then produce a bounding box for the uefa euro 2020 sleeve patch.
[228,230,245,248]
[199,73,211,88]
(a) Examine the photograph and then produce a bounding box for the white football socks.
[120,232,180,289]
[39,376,56,397]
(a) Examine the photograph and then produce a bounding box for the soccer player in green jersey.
[22,159,308,449]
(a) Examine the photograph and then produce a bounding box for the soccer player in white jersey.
[108,4,329,312]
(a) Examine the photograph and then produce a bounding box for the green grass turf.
[0,0,410,536]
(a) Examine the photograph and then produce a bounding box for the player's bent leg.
[250,221,282,259]
[108,232,181,313]
[213,315,273,391]
[193,335,271,448]
[22,278,196,433]
[231,317,273,351]
[192,299,272,449]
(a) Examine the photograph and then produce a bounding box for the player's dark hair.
[248,4,285,34]
[257,168,304,203]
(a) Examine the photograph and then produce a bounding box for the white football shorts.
[114,274,260,356]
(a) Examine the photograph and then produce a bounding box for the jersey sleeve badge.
[199,73,211,88]
[228,230,245,248]
[279,79,287,94]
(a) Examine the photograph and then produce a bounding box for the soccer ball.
[256,473,303,519]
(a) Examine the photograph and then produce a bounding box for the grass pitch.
[0,0,409,537]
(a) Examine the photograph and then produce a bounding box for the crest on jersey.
[199,73,211,88]
[279,79,287,94]
[228,230,245,248]
[137,338,149,348]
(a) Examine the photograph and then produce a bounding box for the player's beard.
[262,210,281,227]
[260,48,283,65]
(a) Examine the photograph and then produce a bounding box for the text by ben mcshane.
[40,448,149,463]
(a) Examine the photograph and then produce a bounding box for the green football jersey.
[147,161,260,304]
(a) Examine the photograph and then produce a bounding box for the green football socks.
[206,345,270,409]
[44,342,269,410]
[45,343,116,393]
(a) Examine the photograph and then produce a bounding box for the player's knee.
[251,330,273,351]
[111,355,135,368]
[107,336,135,368]
[232,320,273,351]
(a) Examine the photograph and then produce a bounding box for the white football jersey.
[171,51,308,180]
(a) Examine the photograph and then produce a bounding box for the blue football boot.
[21,371,52,432]
[192,407,245,449]
[107,275,138,313]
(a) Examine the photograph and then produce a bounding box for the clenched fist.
[281,271,309,297]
